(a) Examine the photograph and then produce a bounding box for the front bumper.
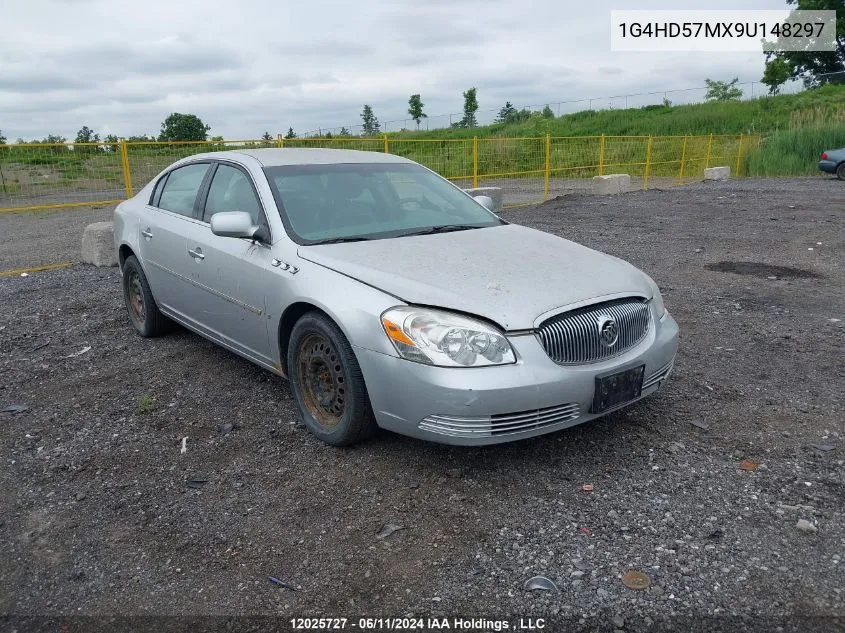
[819,159,838,174]
[355,310,679,445]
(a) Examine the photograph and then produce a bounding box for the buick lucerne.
[114,149,679,446]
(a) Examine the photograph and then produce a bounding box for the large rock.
[463,187,504,213]
[81,221,118,267]
[592,174,631,195]
[703,166,730,181]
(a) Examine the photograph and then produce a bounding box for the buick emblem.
[597,316,619,347]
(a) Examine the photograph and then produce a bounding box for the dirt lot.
[1,178,843,632]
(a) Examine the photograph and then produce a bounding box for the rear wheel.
[837,163,845,181]
[122,255,169,337]
[287,312,377,446]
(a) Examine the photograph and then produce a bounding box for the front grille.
[537,298,651,364]
[419,403,580,438]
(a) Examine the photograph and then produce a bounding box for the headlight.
[644,274,666,318]
[381,307,516,367]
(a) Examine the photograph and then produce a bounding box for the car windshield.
[263,163,504,244]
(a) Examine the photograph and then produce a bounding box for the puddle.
[704,261,821,279]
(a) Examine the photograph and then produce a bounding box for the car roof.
[186,147,415,167]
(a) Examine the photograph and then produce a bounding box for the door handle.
[188,247,205,260]
[141,228,153,239]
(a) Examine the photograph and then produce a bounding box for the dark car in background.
[819,148,845,180]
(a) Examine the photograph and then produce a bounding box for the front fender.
[267,256,405,367]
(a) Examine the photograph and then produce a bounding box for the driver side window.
[204,164,264,226]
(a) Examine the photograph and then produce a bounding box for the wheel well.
[278,302,331,375]
[118,244,134,270]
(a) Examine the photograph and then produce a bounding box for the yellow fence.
[0,134,758,213]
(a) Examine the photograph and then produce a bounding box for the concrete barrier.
[704,166,730,181]
[463,187,504,213]
[81,221,118,267]
[592,174,631,195]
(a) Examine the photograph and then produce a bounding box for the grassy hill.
[390,84,845,139]
[385,85,845,177]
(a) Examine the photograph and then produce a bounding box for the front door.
[184,162,275,365]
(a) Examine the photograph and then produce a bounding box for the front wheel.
[287,312,377,446]
[837,163,845,181]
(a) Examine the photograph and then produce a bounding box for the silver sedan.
[114,148,679,446]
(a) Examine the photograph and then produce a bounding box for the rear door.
[138,162,211,319]
[182,161,275,365]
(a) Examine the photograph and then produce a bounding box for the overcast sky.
[1,0,787,141]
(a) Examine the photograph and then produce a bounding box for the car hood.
[297,224,652,330]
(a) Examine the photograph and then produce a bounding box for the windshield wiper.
[398,224,481,237]
[311,236,372,245]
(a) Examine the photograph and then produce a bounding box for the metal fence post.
[734,133,744,177]
[472,137,479,188]
[383,135,389,154]
[543,135,551,200]
[598,134,606,176]
[705,133,713,169]
[119,139,133,199]
[644,135,653,191]
[678,136,688,184]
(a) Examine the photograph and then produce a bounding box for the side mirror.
[210,211,260,239]
[473,195,495,212]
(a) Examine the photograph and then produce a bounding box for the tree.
[0,129,6,145]
[127,134,155,142]
[762,56,796,94]
[704,77,744,101]
[339,127,351,137]
[324,131,333,139]
[261,131,273,141]
[496,101,517,123]
[361,105,380,136]
[460,87,479,127]
[408,94,427,129]
[284,126,297,139]
[75,125,99,143]
[75,125,100,152]
[103,133,119,152]
[158,113,210,142]
[761,0,845,91]
[541,105,554,119]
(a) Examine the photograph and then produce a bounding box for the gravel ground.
[1,178,843,632]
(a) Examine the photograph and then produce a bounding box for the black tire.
[122,255,169,337]
[287,312,377,446]
[837,163,845,181]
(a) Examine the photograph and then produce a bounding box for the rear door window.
[157,163,210,217]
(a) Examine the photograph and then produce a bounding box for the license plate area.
[591,365,645,413]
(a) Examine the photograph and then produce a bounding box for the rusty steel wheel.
[295,333,346,429]
[287,312,377,446]
[121,255,169,337]
[127,269,146,325]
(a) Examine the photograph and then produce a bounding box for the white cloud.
[0,0,784,140]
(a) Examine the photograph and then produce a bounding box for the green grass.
[744,124,845,176]
[388,84,845,139]
[137,394,155,414]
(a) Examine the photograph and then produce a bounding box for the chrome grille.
[420,403,580,438]
[537,298,651,364]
